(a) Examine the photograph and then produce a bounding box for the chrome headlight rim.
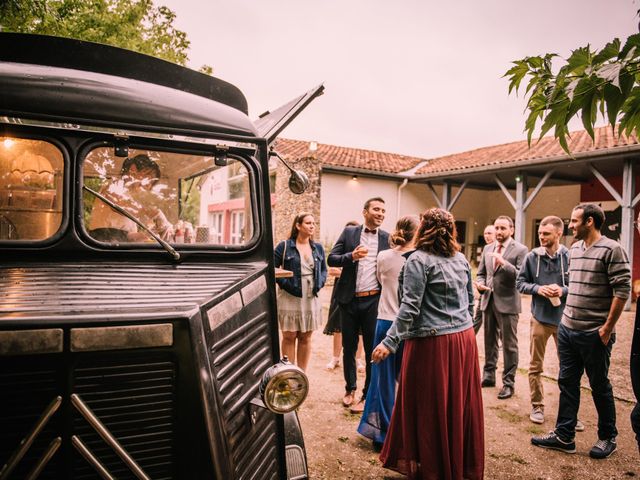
[260,359,309,414]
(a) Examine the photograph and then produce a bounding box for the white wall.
[320,172,583,255]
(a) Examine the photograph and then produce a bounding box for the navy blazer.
[328,225,390,305]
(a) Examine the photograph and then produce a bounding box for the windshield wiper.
[83,185,180,261]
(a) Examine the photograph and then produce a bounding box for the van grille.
[72,358,177,480]
[211,305,279,480]
[0,364,61,479]
[0,355,177,479]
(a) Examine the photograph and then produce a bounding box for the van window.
[82,147,255,246]
[0,137,64,241]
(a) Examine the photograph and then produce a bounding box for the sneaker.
[356,359,366,373]
[529,407,544,424]
[575,419,585,432]
[589,437,617,459]
[325,357,340,370]
[531,431,576,454]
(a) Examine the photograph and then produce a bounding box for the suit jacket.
[476,239,528,314]
[328,225,390,305]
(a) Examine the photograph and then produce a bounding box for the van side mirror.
[288,170,309,195]
[269,149,309,195]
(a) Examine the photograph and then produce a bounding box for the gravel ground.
[297,287,639,479]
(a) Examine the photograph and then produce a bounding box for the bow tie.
[364,228,377,234]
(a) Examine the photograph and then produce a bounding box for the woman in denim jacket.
[372,208,484,480]
[274,212,327,371]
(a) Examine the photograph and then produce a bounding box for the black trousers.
[555,323,616,441]
[340,295,379,396]
[631,353,640,449]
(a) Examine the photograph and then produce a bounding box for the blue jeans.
[555,323,616,441]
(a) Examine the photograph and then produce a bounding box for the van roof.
[0,33,258,139]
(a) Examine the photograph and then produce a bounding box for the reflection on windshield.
[0,137,64,241]
[83,147,254,246]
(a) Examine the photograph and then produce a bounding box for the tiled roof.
[273,138,425,175]
[415,125,639,177]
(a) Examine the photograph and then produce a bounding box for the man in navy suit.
[328,197,390,413]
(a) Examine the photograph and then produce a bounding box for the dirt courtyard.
[297,286,639,479]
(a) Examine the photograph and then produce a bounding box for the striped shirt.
[562,236,631,331]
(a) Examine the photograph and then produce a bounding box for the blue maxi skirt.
[357,318,404,444]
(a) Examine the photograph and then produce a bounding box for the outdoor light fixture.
[309,141,318,152]
[352,175,358,181]
[515,174,523,183]
[3,138,15,148]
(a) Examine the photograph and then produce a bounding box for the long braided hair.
[414,208,460,257]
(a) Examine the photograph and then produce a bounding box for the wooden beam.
[523,169,555,211]
[494,175,517,210]
[447,179,469,211]
[426,182,443,208]
[589,164,623,204]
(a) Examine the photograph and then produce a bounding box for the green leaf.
[603,83,624,129]
[620,87,640,137]
[580,90,597,139]
[620,33,640,60]
[539,99,569,140]
[593,38,621,64]
[504,61,530,95]
[596,62,622,89]
[566,46,592,75]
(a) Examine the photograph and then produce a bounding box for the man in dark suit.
[476,215,528,399]
[328,197,390,413]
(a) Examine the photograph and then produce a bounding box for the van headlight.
[259,358,309,413]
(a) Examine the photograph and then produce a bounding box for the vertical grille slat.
[210,286,280,480]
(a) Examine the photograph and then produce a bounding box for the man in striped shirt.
[532,203,630,459]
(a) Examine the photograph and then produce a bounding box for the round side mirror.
[288,170,309,195]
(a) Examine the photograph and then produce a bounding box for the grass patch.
[489,405,521,424]
[337,436,349,443]
[525,425,545,435]
[489,452,528,465]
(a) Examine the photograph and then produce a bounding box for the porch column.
[514,173,528,245]
[494,170,554,246]
[426,181,469,212]
[441,182,451,211]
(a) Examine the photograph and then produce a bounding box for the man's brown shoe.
[350,398,365,414]
[342,390,356,407]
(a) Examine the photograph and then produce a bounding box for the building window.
[231,210,244,245]
[208,212,223,244]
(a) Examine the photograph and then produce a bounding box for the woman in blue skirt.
[357,214,419,448]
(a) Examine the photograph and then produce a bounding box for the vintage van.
[0,33,323,479]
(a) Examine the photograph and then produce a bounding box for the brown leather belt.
[354,289,381,298]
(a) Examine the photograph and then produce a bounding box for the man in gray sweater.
[532,204,630,459]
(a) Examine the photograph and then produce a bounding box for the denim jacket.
[382,250,474,353]
[274,238,327,297]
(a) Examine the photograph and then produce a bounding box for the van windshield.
[83,147,255,247]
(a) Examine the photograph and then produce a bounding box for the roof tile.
[416,125,638,176]
[274,138,425,174]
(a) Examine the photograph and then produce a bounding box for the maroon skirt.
[380,327,484,480]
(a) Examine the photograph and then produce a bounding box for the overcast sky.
[159,0,638,159]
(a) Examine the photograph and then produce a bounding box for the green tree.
[0,0,190,66]
[505,33,640,153]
